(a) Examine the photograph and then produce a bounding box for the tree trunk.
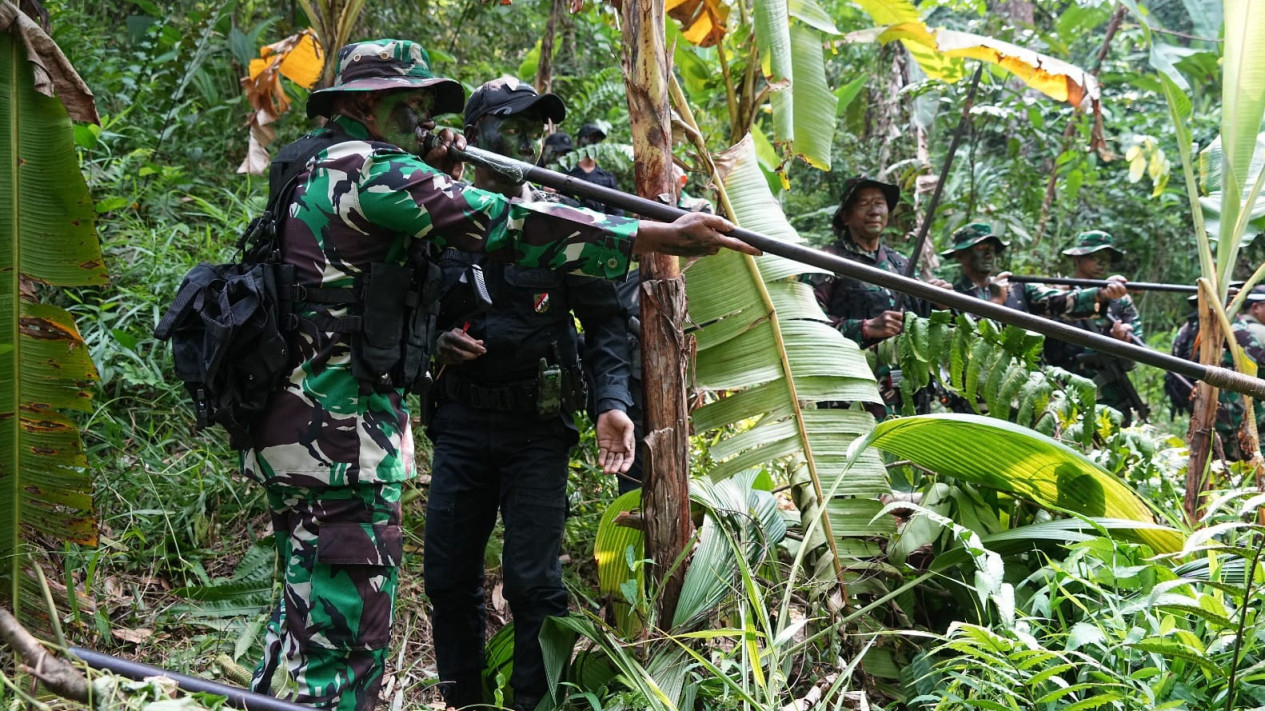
[620,0,692,625]
[1186,293,1223,524]
[534,0,563,96]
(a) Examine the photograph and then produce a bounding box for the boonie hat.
[464,76,566,128]
[1062,230,1125,260]
[307,39,465,119]
[940,221,1010,257]
[832,175,900,233]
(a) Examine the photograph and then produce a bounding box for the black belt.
[441,372,536,412]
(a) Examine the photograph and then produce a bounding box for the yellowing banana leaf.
[0,24,106,615]
[687,133,884,588]
[847,0,962,82]
[847,23,1099,110]
[849,414,1185,554]
[238,29,324,175]
[667,0,729,48]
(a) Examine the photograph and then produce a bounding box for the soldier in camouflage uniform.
[1041,231,1146,423]
[807,176,952,413]
[941,222,1129,317]
[243,39,753,711]
[424,78,635,711]
[1167,289,1265,459]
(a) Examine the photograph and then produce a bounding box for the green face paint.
[372,90,437,155]
[1074,251,1113,279]
[476,113,545,165]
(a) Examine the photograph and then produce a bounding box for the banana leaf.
[848,414,1185,554]
[688,133,885,588]
[0,13,107,616]
[1214,1,1265,286]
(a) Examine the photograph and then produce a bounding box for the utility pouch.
[401,259,444,395]
[354,262,412,391]
[536,357,563,418]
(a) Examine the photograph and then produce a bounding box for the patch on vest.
[534,292,551,314]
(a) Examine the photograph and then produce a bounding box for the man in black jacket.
[423,77,636,711]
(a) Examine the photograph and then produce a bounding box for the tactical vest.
[155,128,442,447]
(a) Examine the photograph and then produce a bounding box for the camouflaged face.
[252,482,403,711]
[242,116,636,490]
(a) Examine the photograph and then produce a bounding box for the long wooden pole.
[451,143,1265,400]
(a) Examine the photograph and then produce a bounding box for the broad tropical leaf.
[0,13,107,616]
[673,470,786,628]
[786,23,836,170]
[754,0,793,143]
[688,133,885,588]
[1214,0,1265,288]
[847,414,1185,554]
[847,0,962,82]
[847,23,1099,110]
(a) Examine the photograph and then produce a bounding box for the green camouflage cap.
[1062,230,1125,259]
[939,221,1009,257]
[307,39,465,119]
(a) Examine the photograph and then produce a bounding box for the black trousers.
[424,400,575,705]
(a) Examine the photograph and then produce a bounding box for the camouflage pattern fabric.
[809,236,928,348]
[251,482,403,711]
[950,275,1106,318]
[1045,294,1144,417]
[1169,314,1265,460]
[1244,312,1265,346]
[243,113,639,710]
[242,115,638,491]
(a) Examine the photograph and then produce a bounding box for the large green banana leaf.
[687,133,886,588]
[848,414,1185,554]
[1214,0,1265,287]
[0,16,107,615]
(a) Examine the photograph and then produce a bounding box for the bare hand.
[861,310,905,341]
[927,278,953,290]
[989,272,1012,305]
[436,327,485,365]
[596,409,635,475]
[423,127,467,181]
[633,213,761,258]
[1110,320,1134,342]
[1098,275,1128,302]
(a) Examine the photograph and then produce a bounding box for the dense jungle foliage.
[4,0,1265,710]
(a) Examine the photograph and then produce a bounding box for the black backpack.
[154,131,344,449]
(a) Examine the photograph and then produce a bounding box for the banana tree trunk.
[620,0,691,624]
[1186,300,1222,524]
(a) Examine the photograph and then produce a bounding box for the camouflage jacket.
[1168,314,1265,458]
[809,234,930,348]
[242,117,638,488]
[951,275,1106,318]
[1043,294,1144,374]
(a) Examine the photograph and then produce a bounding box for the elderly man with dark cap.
[1041,230,1145,422]
[240,39,753,711]
[808,176,951,412]
[422,76,636,711]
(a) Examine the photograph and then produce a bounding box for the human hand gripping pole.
[426,135,1265,400]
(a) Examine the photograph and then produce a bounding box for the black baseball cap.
[544,131,573,152]
[577,122,607,141]
[464,76,566,128]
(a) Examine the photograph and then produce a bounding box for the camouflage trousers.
[251,481,404,711]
